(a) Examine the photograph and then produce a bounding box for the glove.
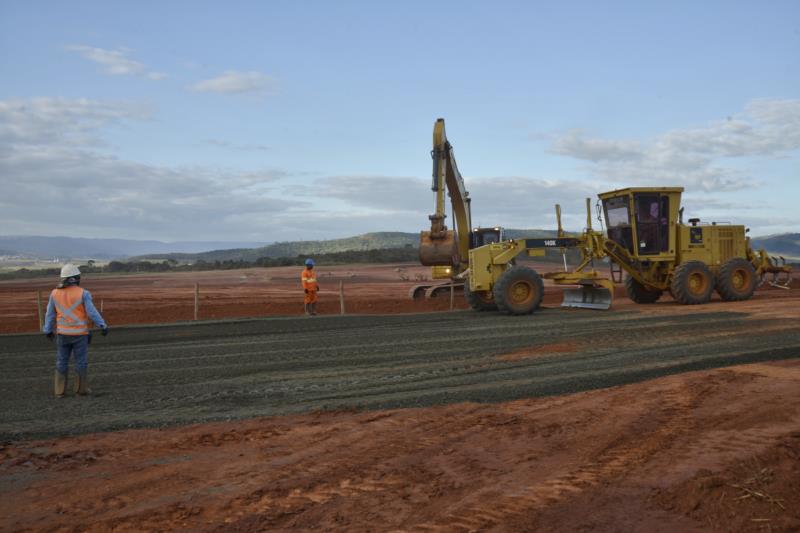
[45,332,55,341]
[304,289,309,294]
[101,326,109,337]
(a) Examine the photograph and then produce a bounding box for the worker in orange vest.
[43,264,108,397]
[301,258,319,315]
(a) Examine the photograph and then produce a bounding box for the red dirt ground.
[1,361,798,532]
[1,262,797,334]
[1,264,798,531]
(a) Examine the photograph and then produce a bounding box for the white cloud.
[548,98,800,192]
[190,70,274,95]
[304,176,430,212]
[296,174,600,232]
[66,45,166,80]
[551,130,642,163]
[0,98,303,240]
[3,97,795,241]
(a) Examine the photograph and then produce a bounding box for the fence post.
[36,290,43,330]
[449,283,455,311]
[194,283,199,321]
[339,281,345,315]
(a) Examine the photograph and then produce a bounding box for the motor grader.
[460,187,792,314]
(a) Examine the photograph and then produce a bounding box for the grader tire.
[624,276,663,304]
[671,261,714,305]
[716,258,757,301]
[464,280,497,311]
[494,266,544,315]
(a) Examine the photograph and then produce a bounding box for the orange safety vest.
[52,286,89,335]
[301,268,319,291]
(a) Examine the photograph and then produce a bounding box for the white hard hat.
[60,263,81,278]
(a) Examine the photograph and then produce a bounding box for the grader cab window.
[634,194,669,254]
[603,196,634,253]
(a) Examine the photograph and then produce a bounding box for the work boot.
[54,370,67,398]
[304,303,311,316]
[310,302,318,316]
[74,371,91,396]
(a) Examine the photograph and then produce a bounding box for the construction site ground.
[1,263,799,531]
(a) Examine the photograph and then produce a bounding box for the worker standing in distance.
[43,263,108,397]
[301,258,319,316]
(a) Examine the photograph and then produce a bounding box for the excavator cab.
[471,227,504,248]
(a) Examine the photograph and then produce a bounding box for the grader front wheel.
[624,276,663,304]
[671,261,714,305]
[464,279,497,311]
[494,266,544,315]
[716,258,757,301]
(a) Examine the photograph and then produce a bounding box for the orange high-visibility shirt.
[51,286,89,335]
[301,268,319,291]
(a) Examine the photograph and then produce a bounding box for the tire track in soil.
[214,408,489,530]
[1,309,799,441]
[408,382,697,532]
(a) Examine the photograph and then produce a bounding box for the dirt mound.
[652,436,800,531]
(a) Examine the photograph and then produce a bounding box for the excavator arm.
[419,118,473,272]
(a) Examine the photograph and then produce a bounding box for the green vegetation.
[3,229,794,281]
[0,246,421,280]
[137,232,421,263]
[135,230,564,263]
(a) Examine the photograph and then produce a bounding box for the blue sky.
[1,1,798,241]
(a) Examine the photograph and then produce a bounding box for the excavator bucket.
[561,285,613,310]
[419,230,460,267]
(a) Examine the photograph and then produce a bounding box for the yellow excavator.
[413,118,503,301]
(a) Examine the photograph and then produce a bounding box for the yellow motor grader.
[462,187,792,314]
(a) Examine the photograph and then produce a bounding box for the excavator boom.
[419,118,472,270]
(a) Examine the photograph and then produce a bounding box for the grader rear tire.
[494,266,544,315]
[624,275,663,304]
[671,261,714,305]
[464,279,497,311]
[716,258,756,301]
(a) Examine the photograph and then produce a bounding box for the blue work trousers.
[56,334,89,374]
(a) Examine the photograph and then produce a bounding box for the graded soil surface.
[0,264,798,531]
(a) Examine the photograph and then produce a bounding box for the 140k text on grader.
[419,121,792,315]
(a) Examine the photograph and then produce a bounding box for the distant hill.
[137,229,565,263]
[138,232,420,263]
[5,231,794,265]
[751,233,800,259]
[0,236,267,260]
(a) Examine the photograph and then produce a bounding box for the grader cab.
[597,187,791,305]
[463,186,792,315]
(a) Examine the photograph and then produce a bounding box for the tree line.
[0,243,590,281]
[0,246,422,280]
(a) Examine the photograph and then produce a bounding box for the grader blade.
[561,285,612,310]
